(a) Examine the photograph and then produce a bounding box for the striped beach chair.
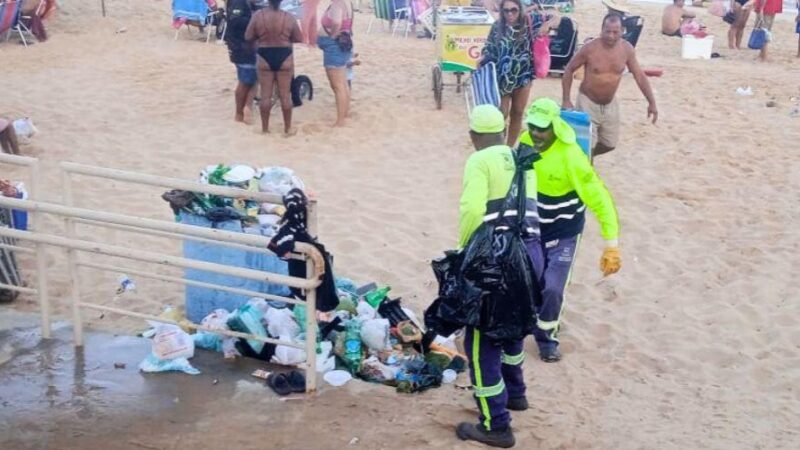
[465,62,501,114]
[1,0,29,47]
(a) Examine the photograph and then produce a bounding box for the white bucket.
[681,35,714,60]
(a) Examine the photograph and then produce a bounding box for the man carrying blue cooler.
[456,104,545,448]
[517,98,621,362]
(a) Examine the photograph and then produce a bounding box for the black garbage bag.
[425,147,541,341]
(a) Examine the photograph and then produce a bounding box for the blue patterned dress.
[481,22,533,97]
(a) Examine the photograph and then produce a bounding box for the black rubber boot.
[456,422,515,448]
[506,396,529,411]
[540,347,562,363]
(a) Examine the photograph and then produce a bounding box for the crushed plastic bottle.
[364,286,391,308]
[116,275,136,295]
[344,320,363,374]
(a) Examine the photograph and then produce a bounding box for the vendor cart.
[431,5,493,109]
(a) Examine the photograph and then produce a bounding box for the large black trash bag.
[425,147,541,341]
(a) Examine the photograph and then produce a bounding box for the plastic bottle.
[364,286,391,308]
[344,320,363,374]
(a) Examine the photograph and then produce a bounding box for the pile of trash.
[161,164,305,237]
[138,279,467,394]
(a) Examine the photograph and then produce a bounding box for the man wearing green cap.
[517,97,621,362]
[456,104,544,448]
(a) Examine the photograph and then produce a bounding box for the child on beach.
[346,52,361,90]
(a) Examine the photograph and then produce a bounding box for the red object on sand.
[643,68,663,77]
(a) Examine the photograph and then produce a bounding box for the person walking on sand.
[727,0,754,49]
[245,0,304,136]
[516,97,621,362]
[561,13,658,157]
[456,104,544,448]
[752,0,782,61]
[225,0,258,125]
[480,0,534,147]
[317,0,353,127]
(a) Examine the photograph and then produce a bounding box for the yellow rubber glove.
[600,247,621,276]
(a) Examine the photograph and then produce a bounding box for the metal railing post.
[29,159,50,338]
[60,169,83,347]
[305,253,318,393]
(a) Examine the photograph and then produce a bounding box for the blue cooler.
[560,110,592,158]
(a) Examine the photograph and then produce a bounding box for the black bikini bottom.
[257,47,293,71]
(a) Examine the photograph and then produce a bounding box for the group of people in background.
[659,0,798,61]
[224,0,354,135]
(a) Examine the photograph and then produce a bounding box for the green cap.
[469,104,505,134]
[525,97,561,128]
[525,97,577,145]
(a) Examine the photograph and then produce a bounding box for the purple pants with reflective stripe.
[463,238,544,431]
[532,235,579,352]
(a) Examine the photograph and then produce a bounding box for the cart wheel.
[432,65,443,110]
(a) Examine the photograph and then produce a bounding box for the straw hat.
[601,0,631,13]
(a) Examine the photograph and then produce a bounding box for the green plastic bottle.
[344,320,363,374]
[364,286,391,308]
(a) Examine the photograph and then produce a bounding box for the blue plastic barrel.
[560,110,592,157]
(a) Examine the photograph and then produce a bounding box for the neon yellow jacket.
[518,131,619,243]
[459,145,539,248]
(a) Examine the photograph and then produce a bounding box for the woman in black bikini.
[245,0,304,135]
[728,0,753,49]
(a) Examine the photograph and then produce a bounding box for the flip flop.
[266,373,291,396]
[287,370,306,393]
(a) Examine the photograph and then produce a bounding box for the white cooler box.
[681,35,714,59]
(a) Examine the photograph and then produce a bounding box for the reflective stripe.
[537,198,580,210]
[536,319,559,331]
[471,329,493,431]
[483,210,540,222]
[537,205,587,223]
[473,379,506,397]
[501,351,525,366]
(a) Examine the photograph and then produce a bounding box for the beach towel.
[532,35,551,79]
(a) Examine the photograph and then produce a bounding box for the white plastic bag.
[265,307,300,338]
[316,341,335,373]
[360,318,390,352]
[12,118,37,139]
[151,322,195,360]
[271,334,306,365]
[258,167,305,196]
[356,301,376,321]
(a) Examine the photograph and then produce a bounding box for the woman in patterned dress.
[481,0,533,146]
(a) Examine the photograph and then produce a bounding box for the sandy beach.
[2,0,800,448]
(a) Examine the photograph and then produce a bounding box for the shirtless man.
[661,0,696,36]
[562,13,658,156]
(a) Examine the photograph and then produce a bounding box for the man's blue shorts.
[317,36,351,69]
[236,64,257,86]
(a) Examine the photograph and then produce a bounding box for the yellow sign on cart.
[439,24,489,72]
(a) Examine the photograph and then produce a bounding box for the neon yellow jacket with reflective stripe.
[518,131,619,242]
[458,145,539,248]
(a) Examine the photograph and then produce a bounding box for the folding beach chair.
[622,15,643,47]
[548,16,577,74]
[173,0,219,43]
[19,0,56,42]
[464,62,501,114]
[1,0,31,47]
[391,0,411,38]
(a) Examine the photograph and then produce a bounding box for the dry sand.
[1,0,800,448]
